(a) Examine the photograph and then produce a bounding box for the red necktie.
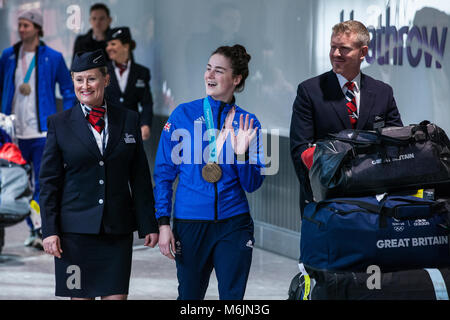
[86,106,106,133]
[344,81,358,129]
[117,62,127,76]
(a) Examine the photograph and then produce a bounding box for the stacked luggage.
[292,121,450,300]
[0,114,32,255]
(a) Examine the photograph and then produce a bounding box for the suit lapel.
[124,62,137,98]
[108,65,121,93]
[357,73,375,130]
[124,62,139,96]
[326,71,351,129]
[104,104,125,158]
[70,103,103,159]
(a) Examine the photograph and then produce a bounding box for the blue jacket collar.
[13,40,46,57]
[207,95,236,110]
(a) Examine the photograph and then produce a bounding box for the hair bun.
[232,44,251,63]
[130,40,136,51]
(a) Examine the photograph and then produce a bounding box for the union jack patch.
[163,121,171,132]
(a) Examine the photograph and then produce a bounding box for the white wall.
[2,0,449,136]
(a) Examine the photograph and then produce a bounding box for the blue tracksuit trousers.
[173,213,255,300]
[18,137,46,231]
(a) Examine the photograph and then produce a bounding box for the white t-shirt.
[12,49,46,139]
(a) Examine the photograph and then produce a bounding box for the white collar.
[80,102,107,115]
[335,72,361,92]
[113,59,131,69]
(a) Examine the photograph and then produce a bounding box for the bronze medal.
[202,162,222,183]
[19,83,31,96]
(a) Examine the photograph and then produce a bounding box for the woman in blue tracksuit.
[154,44,265,300]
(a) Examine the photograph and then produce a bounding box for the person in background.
[105,27,153,140]
[154,44,265,300]
[289,20,403,217]
[72,3,112,62]
[39,50,158,300]
[0,8,76,249]
[0,226,3,255]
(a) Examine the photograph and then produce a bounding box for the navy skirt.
[54,232,133,298]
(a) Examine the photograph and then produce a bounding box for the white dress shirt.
[335,72,361,116]
[113,60,131,93]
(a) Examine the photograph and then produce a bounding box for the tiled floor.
[0,221,299,300]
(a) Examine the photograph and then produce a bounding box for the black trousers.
[0,227,4,253]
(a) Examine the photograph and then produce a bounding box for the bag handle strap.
[318,198,385,215]
[310,198,381,220]
[386,196,449,214]
[328,131,411,147]
[411,122,429,141]
[319,197,447,219]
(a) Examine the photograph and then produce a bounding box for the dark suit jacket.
[72,29,111,63]
[39,102,158,238]
[290,70,403,214]
[105,61,154,128]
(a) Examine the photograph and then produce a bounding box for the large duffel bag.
[306,264,450,300]
[309,121,450,202]
[300,195,450,272]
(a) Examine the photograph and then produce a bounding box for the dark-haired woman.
[154,44,265,300]
[105,27,153,140]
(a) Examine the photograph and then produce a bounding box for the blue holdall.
[300,195,450,272]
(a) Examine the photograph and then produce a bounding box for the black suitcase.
[305,265,450,300]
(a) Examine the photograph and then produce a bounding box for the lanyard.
[203,97,218,163]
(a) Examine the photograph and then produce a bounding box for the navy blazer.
[289,70,403,214]
[39,102,158,238]
[105,61,154,128]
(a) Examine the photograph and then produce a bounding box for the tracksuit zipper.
[35,46,41,132]
[214,102,225,222]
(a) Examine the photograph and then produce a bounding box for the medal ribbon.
[203,97,235,163]
[203,97,219,163]
[20,48,36,84]
[23,56,36,84]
